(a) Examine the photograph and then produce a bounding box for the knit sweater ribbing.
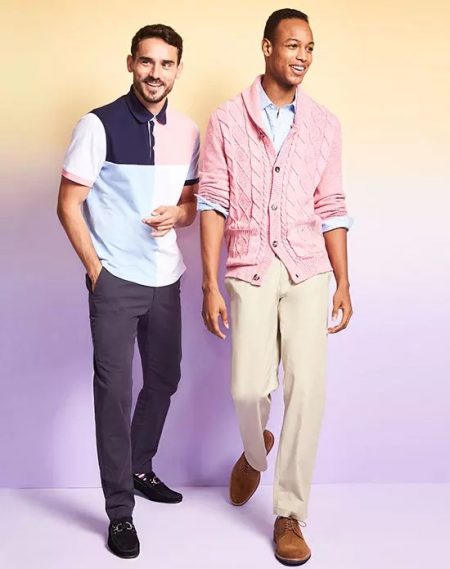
[199,76,349,285]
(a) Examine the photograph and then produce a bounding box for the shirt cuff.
[322,215,354,233]
[196,195,229,218]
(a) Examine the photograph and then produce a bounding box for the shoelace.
[278,517,306,536]
[112,521,135,534]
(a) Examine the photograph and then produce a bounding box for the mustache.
[144,77,164,86]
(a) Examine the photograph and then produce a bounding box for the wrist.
[202,280,220,293]
[336,278,350,289]
[88,262,102,279]
[175,205,183,224]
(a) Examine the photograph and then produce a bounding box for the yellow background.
[2,0,449,192]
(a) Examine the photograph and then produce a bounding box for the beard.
[134,76,173,104]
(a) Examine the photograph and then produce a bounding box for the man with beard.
[199,8,353,566]
[57,24,199,558]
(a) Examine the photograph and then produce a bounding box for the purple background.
[1,163,449,488]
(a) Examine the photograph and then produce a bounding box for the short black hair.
[131,24,183,64]
[263,9,309,42]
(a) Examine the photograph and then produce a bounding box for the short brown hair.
[131,24,183,64]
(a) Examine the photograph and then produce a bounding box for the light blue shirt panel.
[86,161,186,286]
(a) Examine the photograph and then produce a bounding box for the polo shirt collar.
[126,86,168,125]
[259,81,296,113]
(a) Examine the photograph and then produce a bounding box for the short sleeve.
[184,130,200,186]
[62,113,106,187]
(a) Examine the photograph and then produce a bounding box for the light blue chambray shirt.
[197,82,353,233]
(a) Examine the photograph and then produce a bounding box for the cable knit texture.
[199,75,349,285]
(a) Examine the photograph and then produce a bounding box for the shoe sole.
[274,552,311,566]
[107,537,140,559]
[229,430,275,506]
[273,536,311,566]
[134,487,183,504]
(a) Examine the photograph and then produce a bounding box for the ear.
[262,38,272,58]
[175,61,184,79]
[126,54,134,73]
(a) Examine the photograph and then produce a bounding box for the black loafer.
[107,517,140,559]
[133,472,183,504]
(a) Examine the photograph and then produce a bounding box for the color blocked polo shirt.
[62,87,200,287]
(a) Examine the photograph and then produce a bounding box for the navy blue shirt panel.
[90,88,167,166]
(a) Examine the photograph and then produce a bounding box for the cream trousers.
[225,257,331,521]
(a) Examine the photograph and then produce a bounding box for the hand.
[88,263,103,292]
[328,284,353,334]
[142,206,181,237]
[202,288,229,340]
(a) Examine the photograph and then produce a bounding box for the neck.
[132,86,166,116]
[261,74,296,107]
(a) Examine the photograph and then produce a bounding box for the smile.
[290,65,306,73]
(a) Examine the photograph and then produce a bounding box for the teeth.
[292,66,305,71]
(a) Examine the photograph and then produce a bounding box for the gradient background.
[1,0,449,489]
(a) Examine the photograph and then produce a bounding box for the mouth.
[144,80,163,88]
[290,64,307,75]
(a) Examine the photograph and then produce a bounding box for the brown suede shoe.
[229,430,274,506]
[273,516,311,566]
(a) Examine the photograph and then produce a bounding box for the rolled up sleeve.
[198,112,230,215]
[314,118,353,231]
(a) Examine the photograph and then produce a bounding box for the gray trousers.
[87,268,182,520]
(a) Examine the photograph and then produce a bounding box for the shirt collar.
[259,80,296,113]
[126,86,168,125]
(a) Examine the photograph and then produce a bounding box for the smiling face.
[262,18,314,88]
[127,37,182,109]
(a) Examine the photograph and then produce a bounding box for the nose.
[146,62,162,79]
[296,47,308,62]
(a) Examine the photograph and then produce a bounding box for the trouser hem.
[107,505,134,521]
[274,506,308,522]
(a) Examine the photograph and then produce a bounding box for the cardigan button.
[271,204,278,211]
[272,240,278,248]
[252,274,260,281]
[274,166,280,173]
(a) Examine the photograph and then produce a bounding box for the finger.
[152,206,167,215]
[220,305,229,329]
[209,312,226,339]
[152,226,173,237]
[328,306,351,334]
[331,300,340,321]
[152,213,173,225]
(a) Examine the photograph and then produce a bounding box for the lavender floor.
[1,484,448,569]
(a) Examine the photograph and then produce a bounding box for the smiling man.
[57,24,199,558]
[199,9,353,566]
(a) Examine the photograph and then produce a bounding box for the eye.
[307,46,314,53]
[288,44,298,49]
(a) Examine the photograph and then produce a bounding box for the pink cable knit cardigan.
[199,76,349,285]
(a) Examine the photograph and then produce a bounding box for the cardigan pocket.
[225,224,259,267]
[286,217,325,259]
